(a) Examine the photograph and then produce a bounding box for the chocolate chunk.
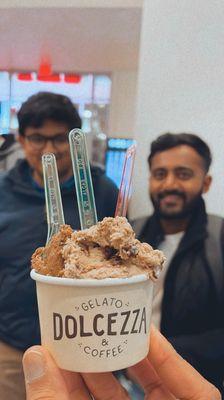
[104,246,117,259]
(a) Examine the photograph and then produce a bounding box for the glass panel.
[106,138,135,187]
[1,72,111,137]
[0,71,115,181]
[0,72,10,134]
[11,73,93,104]
[93,75,111,104]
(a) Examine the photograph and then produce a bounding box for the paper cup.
[31,270,154,372]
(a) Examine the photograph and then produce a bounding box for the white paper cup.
[31,270,154,372]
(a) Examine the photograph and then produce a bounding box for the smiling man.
[0,92,118,400]
[132,133,224,394]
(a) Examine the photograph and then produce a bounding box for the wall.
[0,0,142,7]
[131,0,224,218]
[108,70,138,138]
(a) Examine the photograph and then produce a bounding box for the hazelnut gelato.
[32,216,165,281]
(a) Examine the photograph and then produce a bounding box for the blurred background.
[1,0,224,217]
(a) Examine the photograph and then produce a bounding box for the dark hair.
[18,92,82,135]
[148,132,212,172]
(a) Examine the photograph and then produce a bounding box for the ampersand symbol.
[102,339,109,346]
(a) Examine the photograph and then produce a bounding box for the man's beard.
[150,189,203,220]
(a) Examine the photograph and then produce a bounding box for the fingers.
[128,357,175,400]
[23,346,90,400]
[82,372,130,400]
[148,326,221,400]
[61,370,91,400]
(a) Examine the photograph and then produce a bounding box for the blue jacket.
[0,159,118,350]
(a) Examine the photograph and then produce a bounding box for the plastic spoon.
[42,153,65,244]
[69,129,98,230]
[115,143,137,217]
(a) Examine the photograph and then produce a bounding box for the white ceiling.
[0,6,142,73]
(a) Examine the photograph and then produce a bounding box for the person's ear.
[202,174,212,194]
[17,134,26,149]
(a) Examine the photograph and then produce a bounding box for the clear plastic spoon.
[115,142,137,217]
[69,129,98,230]
[42,153,65,244]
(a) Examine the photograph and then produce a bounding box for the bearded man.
[132,133,224,394]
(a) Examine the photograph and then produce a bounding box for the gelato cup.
[31,270,154,372]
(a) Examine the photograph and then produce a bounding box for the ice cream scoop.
[32,216,165,281]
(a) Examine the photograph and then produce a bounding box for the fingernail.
[23,350,45,383]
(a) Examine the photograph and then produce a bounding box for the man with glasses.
[0,92,118,400]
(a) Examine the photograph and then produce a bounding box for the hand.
[23,326,221,400]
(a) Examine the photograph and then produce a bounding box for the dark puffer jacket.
[132,199,224,393]
[0,159,118,350]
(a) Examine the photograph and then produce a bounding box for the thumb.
[23,345,69,400]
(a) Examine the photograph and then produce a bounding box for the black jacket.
[134,199,224,392]
[0,159,118,351]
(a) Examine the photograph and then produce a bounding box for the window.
[0,71,111,136]
[106,138,135,187]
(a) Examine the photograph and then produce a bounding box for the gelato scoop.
[32,216,165,281]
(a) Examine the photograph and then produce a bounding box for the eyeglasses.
[25,133,69,150]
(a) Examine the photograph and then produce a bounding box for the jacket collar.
[6,159,105,199]
[6,159,74,198]
[140,198,208,253]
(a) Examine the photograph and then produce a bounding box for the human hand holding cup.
[23,326,221,400]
